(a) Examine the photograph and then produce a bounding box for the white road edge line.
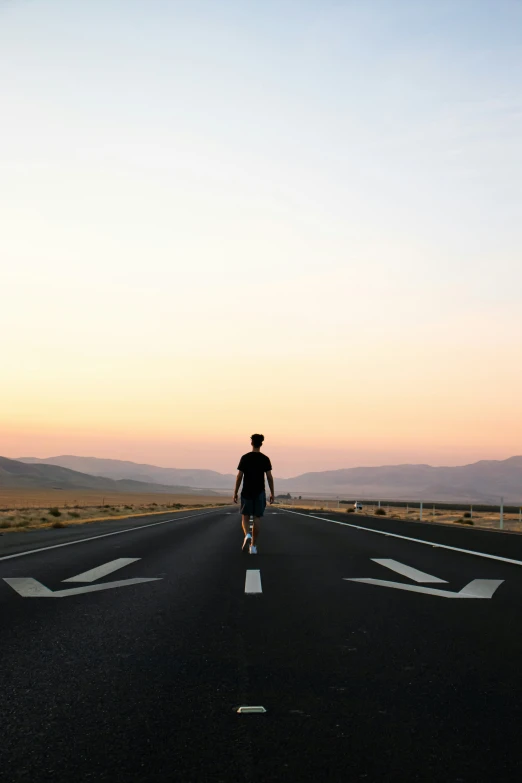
[0,509,224,563]
[62,557,140,583]
[282,509,522,568]
[372,558,447,583]
[245,569,262,594]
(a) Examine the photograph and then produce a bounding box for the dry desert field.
[0,488,231,533]
[277,500,522,533]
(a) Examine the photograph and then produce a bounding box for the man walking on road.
[233,434,274,554]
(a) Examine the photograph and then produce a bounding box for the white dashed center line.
[245,569,262,594]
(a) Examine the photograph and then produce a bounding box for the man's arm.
[233,471,243,503]
[266,470,275,504]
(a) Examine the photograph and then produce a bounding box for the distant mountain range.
[16,454,522,503]
[274,457,522,504]
[19,455,235,489]
[0,457,218,495]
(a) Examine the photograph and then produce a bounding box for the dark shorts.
[241,492,266,518]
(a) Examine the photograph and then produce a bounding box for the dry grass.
[277,501,522,533]
[0,489,230,533]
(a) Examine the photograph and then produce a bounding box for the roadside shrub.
[103,504,112,509]
[463,511,472,518]
[455,517,473,525]
[69,511,80,518]
[49,508,62,517]
[0,520,11,528]
[40,517,48,522]
[52,520,67,528]
[375,508,386,515]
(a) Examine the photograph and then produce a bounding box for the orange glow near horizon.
[2,318,522,476]
[2,339,521,476]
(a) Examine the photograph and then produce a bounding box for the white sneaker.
[249,545,257,555]
[242,533,252,552]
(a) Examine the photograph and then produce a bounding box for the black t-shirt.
[237,452,272,499]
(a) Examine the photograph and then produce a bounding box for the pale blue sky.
[1,0,521,472]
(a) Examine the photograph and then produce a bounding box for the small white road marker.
[63,558,140,583]
[372,558,447,584]
[245,569,262,594]
[237,706,266,714]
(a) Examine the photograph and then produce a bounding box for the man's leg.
[241,505,253,551]
[250,492,266,549]
[251,517,260,546]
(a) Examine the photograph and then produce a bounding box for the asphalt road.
[1,506,522,783]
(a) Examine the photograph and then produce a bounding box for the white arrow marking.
[62,558,140,583]
[3,578,54,597]
[245,569,262,594]
[372,559,447,583]
[459,579,504,598]
[3,576,161,598]
[344,577,503,599]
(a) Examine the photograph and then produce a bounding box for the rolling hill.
[0,457,218,494]
[20,455,235,489]
[274,457,522,503]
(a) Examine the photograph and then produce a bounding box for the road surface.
[1,506,522,782]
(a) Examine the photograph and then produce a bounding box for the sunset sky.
[1,0,521,477]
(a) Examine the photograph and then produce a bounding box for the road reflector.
[237,706,266,714]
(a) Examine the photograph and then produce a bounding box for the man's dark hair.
[251,433,264,448]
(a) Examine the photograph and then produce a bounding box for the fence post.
[470,504,473,520]
[419,502,423,521]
